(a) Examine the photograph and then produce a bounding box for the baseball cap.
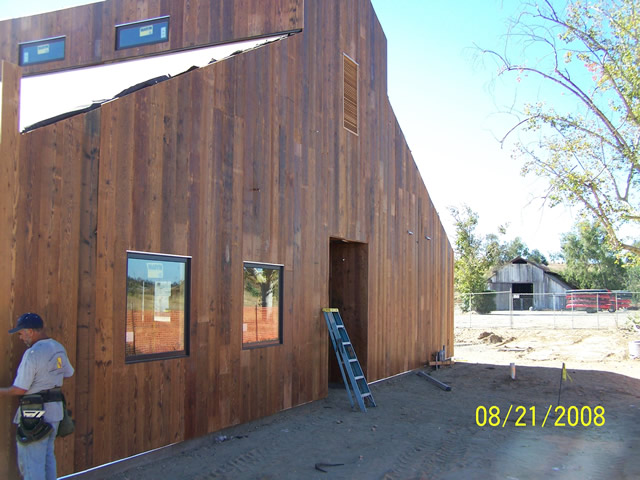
[9,313,44,333]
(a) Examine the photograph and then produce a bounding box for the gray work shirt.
[12,338,74,424]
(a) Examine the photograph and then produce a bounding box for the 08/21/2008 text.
[475,405,605,428]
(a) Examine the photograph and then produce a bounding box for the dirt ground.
[72,326,640,480]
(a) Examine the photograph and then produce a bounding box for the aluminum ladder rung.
[322,308,376,412]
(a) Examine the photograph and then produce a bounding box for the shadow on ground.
[66,363,640,480]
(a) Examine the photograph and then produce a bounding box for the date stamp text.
[475,405,605,427]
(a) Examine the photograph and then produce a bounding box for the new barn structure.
[0,1,454,477]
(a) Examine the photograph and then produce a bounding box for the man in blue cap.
[0,313,74,480]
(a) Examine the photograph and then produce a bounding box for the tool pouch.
[57,394,75,438]
[16,394,52,444]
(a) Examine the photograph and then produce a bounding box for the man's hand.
[0,386,27,397]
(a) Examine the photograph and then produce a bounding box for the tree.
[528,249,549,265]
[483,0,640,257]
[560,220,628,289]
[450,206,494,312]
[486,233,549,265]
[244,267,279,307]
[627,264,640,292]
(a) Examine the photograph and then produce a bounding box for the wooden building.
[487,257,572,311]
[0,0,454,477]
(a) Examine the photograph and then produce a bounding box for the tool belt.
[36,387,64,403]
[16,394,53,444]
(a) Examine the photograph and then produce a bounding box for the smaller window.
[126,251,190,362]
[19,36,66,66]
[116,16,170,50]
[243,263,283,348]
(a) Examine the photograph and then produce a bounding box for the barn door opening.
[328,238,368,385]
[512,283,533,311]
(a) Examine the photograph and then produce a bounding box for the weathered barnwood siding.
[488,260,572,310]
[0,0,454,477]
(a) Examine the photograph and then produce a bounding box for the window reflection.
[126,253,189,361]
[243,263,282,347]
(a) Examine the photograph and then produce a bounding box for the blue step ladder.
[323,308,376,412]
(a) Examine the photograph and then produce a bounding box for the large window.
[243,263,283,348]
[126,252,190,362]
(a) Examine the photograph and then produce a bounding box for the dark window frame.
[18,36,66,66]
[115,15,170,51]
[125,251,191,363]
[242,262,284,349]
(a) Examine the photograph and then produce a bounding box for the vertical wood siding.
[0,0,454,476]
[0,0,303,76]
[0,60,22,480]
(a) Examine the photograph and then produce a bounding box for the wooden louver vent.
[343,54,358,135]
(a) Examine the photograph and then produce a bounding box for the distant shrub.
[458,294,472,313]
[473,291,496,314]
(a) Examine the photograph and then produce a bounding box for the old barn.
[487,257,573,311]
[0,0,453,477]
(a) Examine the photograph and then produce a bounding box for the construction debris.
[315,462,344,472]
[417,371,452,391]
[432,345,453,370]
[428,360,455,367]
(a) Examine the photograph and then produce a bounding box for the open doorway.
[328,238,368,384]
[512,283,534,311]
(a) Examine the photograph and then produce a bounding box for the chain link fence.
[455,291,640,329]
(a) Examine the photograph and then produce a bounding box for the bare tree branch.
[480,0,640,257]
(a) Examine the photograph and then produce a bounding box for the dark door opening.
[328,239,368,385]
[512,283,534,311]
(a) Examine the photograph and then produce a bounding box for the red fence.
[125,310,185,356]
[243,306,279,344]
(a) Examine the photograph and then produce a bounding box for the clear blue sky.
[1,0,586,258]
[370,0,580,258]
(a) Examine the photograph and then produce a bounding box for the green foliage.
[528,249,549,265]
[244,266,280,307]
[502,237,529,262]
[486,233,549,266]
[620,242,640,302]
[473,292,497,314]
[451,206,492,312]
[485,0,640,257]
[560,220,629,289]
[627,263,640,292]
